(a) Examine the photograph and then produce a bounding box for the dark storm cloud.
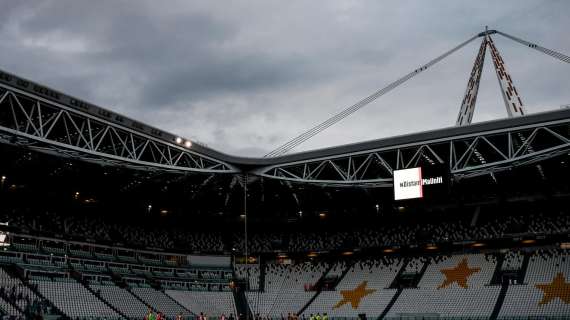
[0,0,568,156]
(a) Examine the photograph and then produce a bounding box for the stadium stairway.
[107,272,160,314]
[232,265,253,318]
[233,286,252,319]
[332,261,355,289]
[378,258,412,319]
[378,288,403,320]
[489,283,509,320]
[7,264,69,320]
[125,286,158,313]
[70,271,130,319]
[518,252,531,282]
[388,257,410,288]
[490,253,505,285]
[165,291,195,316]
[259,260,266,292]
[297,261,351,316]
[401,258,431,288]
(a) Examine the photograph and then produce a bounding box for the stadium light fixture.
[341,251,353,256]
[175,137,183,144]
[184,140,192,148]
[0,176,5,182]
[383,248,395,253]
[472,243,485,247]
[426,245,438,250]
[521,239,536,244]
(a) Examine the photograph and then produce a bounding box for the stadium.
[1,3,570,320]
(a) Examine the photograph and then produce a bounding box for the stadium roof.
[1,65,569,220]
[205,108,570,166]
[2,67,570,171]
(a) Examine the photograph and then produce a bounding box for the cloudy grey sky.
[1,0,569,156]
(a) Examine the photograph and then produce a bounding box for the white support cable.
[267,29,569,158]
[496,31,570,64]
[265,34,480,157]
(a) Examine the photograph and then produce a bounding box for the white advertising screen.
[393,166,445,201]
[393,167,423,200]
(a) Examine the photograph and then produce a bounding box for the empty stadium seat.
[32,279,122,319]
[131,286,192,318]
[166,290,237,317]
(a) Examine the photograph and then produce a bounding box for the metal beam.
[0,86,238,174]
[457,38,487,126]
[255,118,570,186]
[487,36,526,117]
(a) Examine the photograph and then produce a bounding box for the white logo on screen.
[393,167,443,200]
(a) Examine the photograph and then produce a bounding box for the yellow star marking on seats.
[333,281,376,309]
[535,272,570,305]
[438,258,481,289]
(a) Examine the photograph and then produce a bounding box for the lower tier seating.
[166,290,237,317]
[32,279,122,319]
[388,287,500,318]
[91,284,149,319]
[247,291,314,318]
[499,250,570,318]
[304,289,396,318]
[131,287,192,318]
